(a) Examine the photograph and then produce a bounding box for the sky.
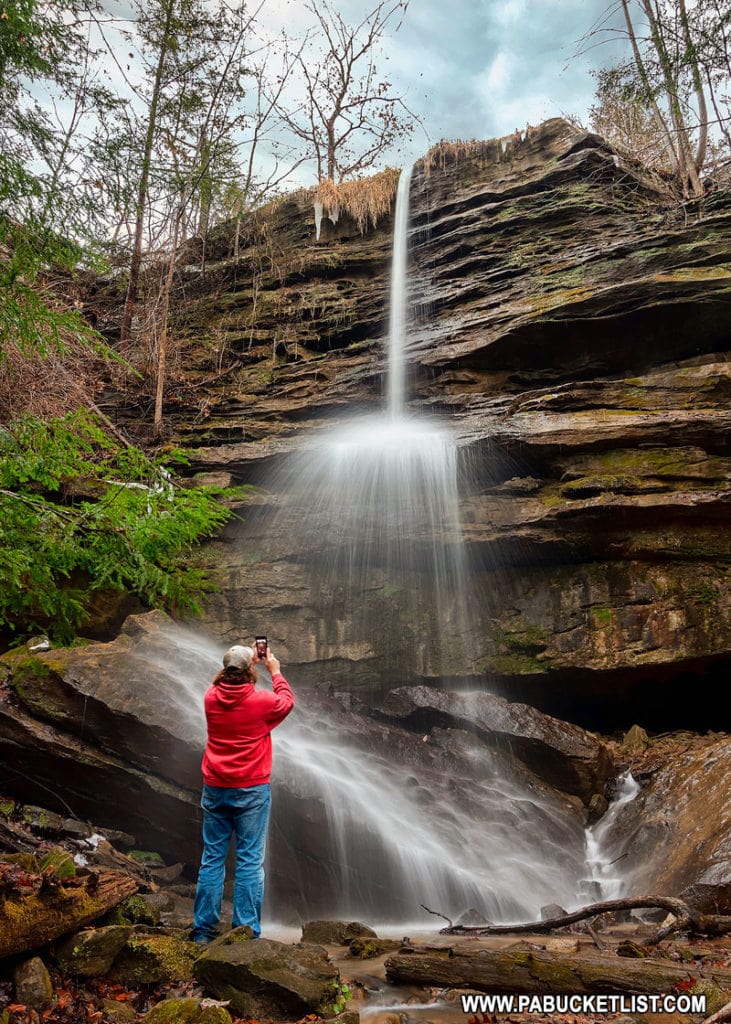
[73,0,632,207]
[257,0,631,173]
[381,0,625,150]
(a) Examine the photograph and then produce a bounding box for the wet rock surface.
[301,921,377,945]
[193,932,339,1018]
[601,732,731,913]
[126,119,731,727]
[376,686,613,803]
[55,925,132,977]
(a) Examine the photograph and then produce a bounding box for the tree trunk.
[385,945,731,997]
[620,0,680,176]
[639,0,702,196]
[0,869,138,959]
[678,0,709,173]
[120,0,177,354]
[196,133,212,274]
[153,207,182,438]
[431,895,731,946]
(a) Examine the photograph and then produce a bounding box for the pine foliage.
[0,411,234,643]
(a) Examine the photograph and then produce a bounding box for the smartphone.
[255,636,267,660]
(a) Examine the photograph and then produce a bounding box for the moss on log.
[0,869,138,958]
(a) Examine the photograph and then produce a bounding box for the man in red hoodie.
[192,642,295,944]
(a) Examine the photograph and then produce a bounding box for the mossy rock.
[213,926,254,946]
[348,937,401,959]
[689,979,731,1015]
[301,920,377,945]
[21,805,65,833]
[100,998,137,1023]
[110,934,200,984]
[198,1008,232,1024]
[194,936,337,1018]
[107,894,161,926]
[55,925,132,976]
[128,850,165,868]
[142,999,202,1023]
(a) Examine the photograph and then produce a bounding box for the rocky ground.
[2,799,731,1024]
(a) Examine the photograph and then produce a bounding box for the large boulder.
[0,612,209,865]
[55,925,132,976]
[193,931,339,1019]
[377,686,613,804]
[596,734,731,912]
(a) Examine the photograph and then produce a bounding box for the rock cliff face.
[3,119,729,918]
[146,118,731,731]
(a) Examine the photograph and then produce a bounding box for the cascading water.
[234,165,592,923]
[139,621,587,925]
[584,771,640,902]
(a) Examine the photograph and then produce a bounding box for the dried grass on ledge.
[312,167,401,234]
[418,138,501,174]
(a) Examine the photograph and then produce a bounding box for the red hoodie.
[201,673,295,788]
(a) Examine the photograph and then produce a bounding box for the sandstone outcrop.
[599,733,731,913]
[377,686,613,803]
[106,118,731,728]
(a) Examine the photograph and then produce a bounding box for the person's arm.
[262,647,295,725]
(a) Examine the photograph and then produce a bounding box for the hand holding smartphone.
[255,635,267,661]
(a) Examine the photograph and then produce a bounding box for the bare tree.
[279,0,415,181]
[580,0,730,197]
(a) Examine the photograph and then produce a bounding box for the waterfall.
[387,165,413,416]
[186,162,599,924]
[144,621,588,925]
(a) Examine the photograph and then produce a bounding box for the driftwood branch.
[420,903,453,927]
[703,999,731,1024]
[436,895,731,945]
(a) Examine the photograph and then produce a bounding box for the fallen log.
[432,896,731,945]
[704,998,731,1024]
[0,868,137,958]
[385,945,731,997]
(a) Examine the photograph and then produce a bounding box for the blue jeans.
[192,783,271,941]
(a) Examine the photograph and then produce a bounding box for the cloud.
[384,0,630,158]
[481,51,514,95]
